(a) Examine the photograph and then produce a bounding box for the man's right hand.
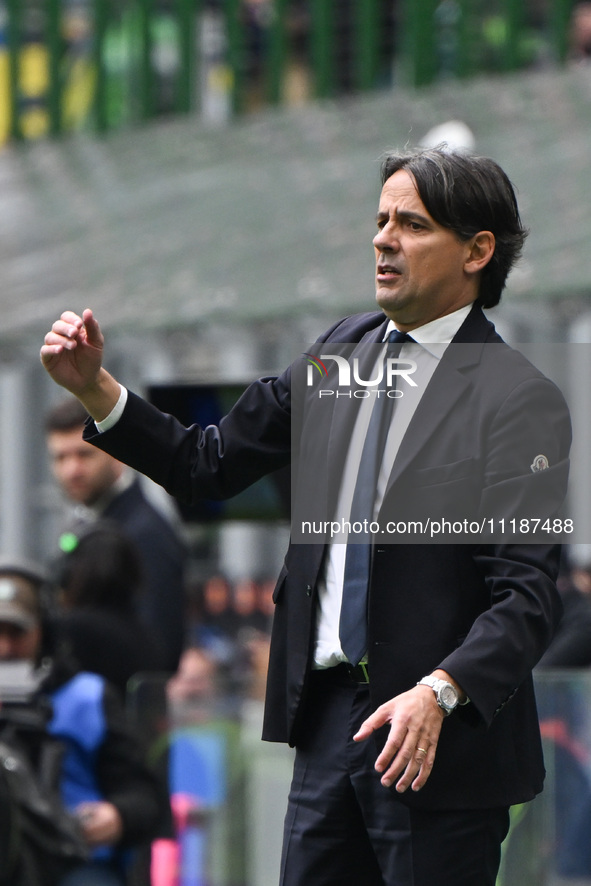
[40,308,121,421]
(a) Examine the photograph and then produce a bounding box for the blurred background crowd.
[2,1,591,884]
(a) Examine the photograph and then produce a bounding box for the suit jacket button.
[306,584,312,596]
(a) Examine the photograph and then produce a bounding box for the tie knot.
[387,329,413,346]
[386,330,414,358]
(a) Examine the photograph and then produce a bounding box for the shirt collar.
[88,467,135,517]
[384,303,473,356]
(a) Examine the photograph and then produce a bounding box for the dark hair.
[56,522,142,615]
[44,398,89,434]
[380,147,528,308]
[0,557,56,662]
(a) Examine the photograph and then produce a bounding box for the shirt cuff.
[94,385,128,433]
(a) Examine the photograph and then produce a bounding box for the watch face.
[440,685,458,708]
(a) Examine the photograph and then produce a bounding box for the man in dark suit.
[40,148,571,885]
[45,397,187,672]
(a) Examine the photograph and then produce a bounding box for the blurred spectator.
[241,0,397,110]
[535,550,591,882]
[232,577,273,698]
[570,1,591,61]
[282,0,312,105]
[45,398,187,673]
[53,521,167,697]
[233,577,269,636]
[167,645,244,729]
[537,553,591,668]
[186,574,275,697]
[571,556,591,596]
[167,646,220,727]
[191,574,238,663]
[242,0,274,110]
[0,556,167,886]
[168,646,217,704]
[256,575,276,629]
[241,629,271,701]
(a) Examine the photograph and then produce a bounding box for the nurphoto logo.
[303,352,418,399]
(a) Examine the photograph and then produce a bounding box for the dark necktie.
[339,330,413,665]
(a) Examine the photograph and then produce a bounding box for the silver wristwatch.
[417,676,459,716]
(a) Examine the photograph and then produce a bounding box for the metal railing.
[0,0,580,145]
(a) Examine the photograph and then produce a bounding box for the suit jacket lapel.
[381,306,494,500]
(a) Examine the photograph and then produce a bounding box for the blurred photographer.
[0,557,165,886]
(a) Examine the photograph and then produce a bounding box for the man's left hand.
[353,683,446,793]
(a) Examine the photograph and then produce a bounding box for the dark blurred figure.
[190,574,238,664]
[534,549,591,883]
[54,522,167,697]
[45,398,187,673]
[231,577,273,698]
[242,0,397,109]
[296,0,396,94]
[187,575,275,697]
[538,550,591,668]
[166,646,226,726]
[168,646,217,704]
[0,556,166,886]
[242,0,274,110]
[233,577,269,636]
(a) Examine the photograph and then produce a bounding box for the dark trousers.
[280,667,510,886]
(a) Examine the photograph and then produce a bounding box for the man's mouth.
[377,263,401,279]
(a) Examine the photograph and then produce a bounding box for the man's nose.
[373,224,398,252]
[61,456,83,477]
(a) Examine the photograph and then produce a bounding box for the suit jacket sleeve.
[83,371,292,503]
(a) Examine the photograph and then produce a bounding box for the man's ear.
[465,231,495,275]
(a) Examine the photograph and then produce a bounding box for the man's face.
[46,427,122,506]
[0,621,40,662]
[373,169,480,330]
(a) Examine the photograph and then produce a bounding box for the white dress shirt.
[312,304,473,668]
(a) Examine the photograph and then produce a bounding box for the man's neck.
[86,468,134,516]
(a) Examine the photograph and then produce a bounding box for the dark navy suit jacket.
[102,479,187,672]
[84,305,571,810]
